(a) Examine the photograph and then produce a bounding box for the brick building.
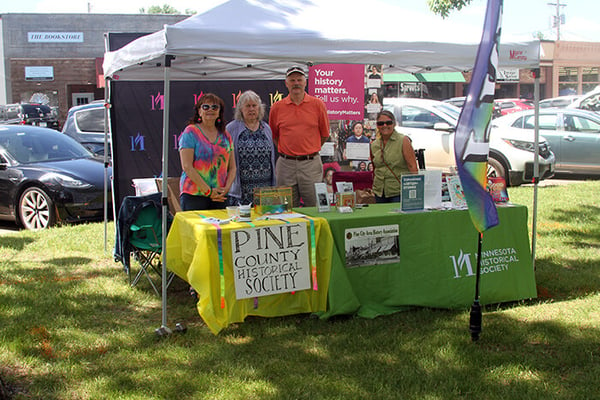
[0,13,188,125]
[1,13,600,124]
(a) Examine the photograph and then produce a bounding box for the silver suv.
[382,98,555,186]
[62,101,108,156]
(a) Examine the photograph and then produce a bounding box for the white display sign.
[319,141,335,156]
[345,142,370,160]
[231,222,310,299]
[25,66,54,81]
[28,32,84,43]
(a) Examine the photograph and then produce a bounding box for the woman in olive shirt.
[370,110,418,203]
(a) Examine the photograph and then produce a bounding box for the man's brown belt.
[278,152,319,161]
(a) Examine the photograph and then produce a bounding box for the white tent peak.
[103,0,540,80]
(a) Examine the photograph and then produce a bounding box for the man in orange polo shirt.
[269,66,330,207]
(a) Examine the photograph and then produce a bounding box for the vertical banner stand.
[469,232,484,342]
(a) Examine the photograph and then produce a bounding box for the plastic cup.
[226,206,239,217]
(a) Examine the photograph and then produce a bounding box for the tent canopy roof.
[103,0,540,81]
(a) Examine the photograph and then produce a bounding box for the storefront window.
[519,84,534,100]
[582,67,599,82]
[558,67,578,96]
[559,67,578,82]
[582,67,600,93]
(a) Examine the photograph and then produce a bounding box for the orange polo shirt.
[269,93,330,156]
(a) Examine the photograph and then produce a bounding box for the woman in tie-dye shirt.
[178,93,236,211]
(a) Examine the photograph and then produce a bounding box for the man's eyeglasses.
[200,104,220,111]
[376,120,394,126]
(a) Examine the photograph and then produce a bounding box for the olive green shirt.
[370,131,410,198]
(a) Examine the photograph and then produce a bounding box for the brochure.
[335,181,354,193]
[419,170,442,209]
[487,177,509,202]
[446,175,468,209]
[401,174,425,212]
[314,182,331,212]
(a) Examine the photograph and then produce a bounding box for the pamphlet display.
[446,175,468,209]
[401,174,425,211]
[314,182,331,212]
[487,177,509,202]
[419,170,442,209]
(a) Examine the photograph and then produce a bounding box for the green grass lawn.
[0,180,598,399]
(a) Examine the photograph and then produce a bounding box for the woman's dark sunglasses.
[376,120,394,126]
[200,104,220,111]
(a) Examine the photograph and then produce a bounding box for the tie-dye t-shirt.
[178,124,233,196]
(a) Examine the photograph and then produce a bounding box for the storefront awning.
[384,72,465,83]
[384,73,419,82]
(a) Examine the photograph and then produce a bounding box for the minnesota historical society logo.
[449,247,520,278]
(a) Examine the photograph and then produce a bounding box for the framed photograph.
[314,182,330,212]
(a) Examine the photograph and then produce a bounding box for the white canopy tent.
[104,0,540,80]
[103,0,542,334]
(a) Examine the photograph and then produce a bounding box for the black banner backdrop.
[110,80,287,209]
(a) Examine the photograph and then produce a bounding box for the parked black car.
[0,125,111,230]
[0,103,60,130]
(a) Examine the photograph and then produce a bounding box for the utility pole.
[547,1,566,41]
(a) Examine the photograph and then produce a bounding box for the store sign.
[231,222,311,299]
[28,32,84,43]
[497,68,520,82]
[25,66,54,81]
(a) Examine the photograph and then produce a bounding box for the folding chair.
[414,148,426,170]
[114,192,174,296]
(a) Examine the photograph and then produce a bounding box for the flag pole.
[452,0,501,342]
[469,232,484,341]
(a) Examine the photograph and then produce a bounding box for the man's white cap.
[286,66,306,77]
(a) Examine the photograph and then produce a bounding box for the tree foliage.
[139,4,182,14]
[427,0,473,18]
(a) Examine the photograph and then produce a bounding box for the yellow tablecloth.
[166,210,333,334]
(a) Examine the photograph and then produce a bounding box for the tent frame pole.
[531,68,540,269]
[102,33,110,253]
[157,55,175,336]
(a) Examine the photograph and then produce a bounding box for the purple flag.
[453,0,501,233]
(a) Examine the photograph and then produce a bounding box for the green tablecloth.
[298,204,537,319]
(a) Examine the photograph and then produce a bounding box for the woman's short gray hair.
[234,90,266,121]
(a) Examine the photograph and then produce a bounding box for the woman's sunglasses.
[200,104,220,111]
[376,120,394,126]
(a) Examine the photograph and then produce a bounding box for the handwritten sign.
[309,64,364,120]
[231,222,310,299]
